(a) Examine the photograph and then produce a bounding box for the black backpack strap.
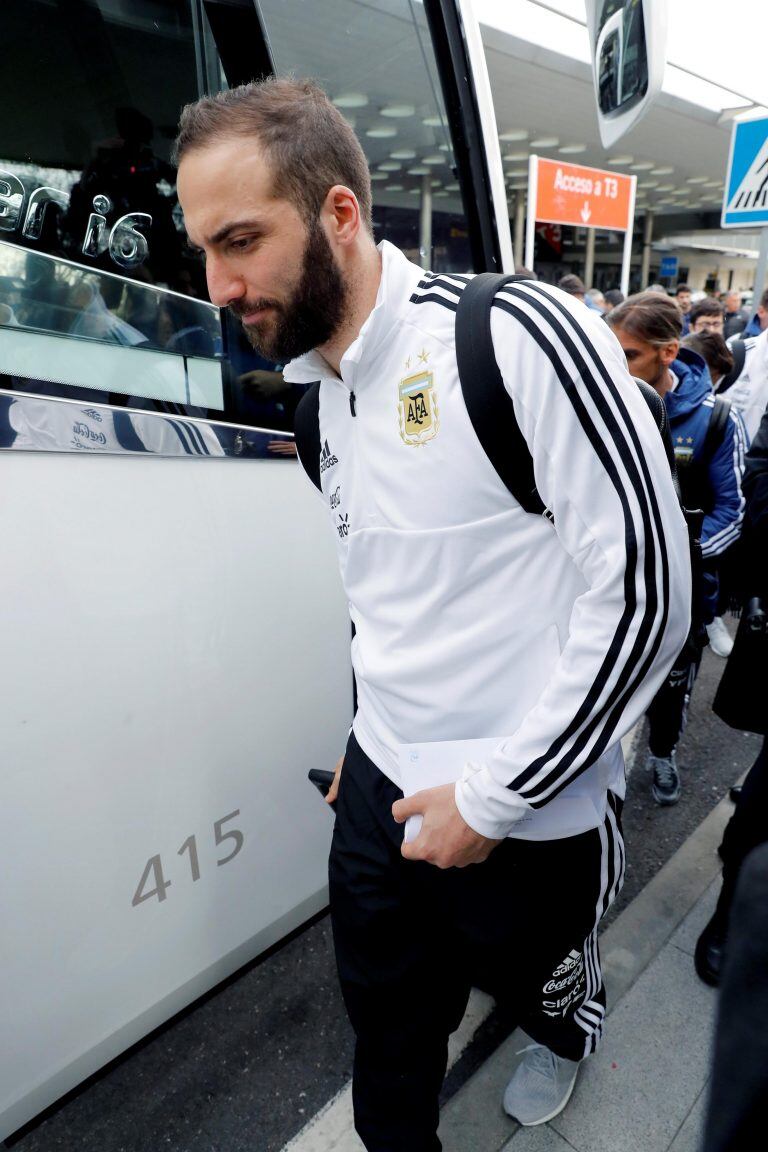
[455,272,549,517]
[293,381,322,489]
[632,376,681,500]
[701,394,732,466]
[718,339,746,394]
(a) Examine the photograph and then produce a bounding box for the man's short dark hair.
[174,77,373,234]
[606,291,682,344]
[558,274,586,296]
[603,288,624,307]
[675,283,691,296]
[689,297,725,326]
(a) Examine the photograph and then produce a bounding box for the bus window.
[256,0,471,272]
[0,1,242,430]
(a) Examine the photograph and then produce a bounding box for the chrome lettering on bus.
[0,169,152,269]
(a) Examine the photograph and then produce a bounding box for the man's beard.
[649,351,668,391]
[232,221,347,362]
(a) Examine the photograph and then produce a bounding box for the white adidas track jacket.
[286,242,691,841]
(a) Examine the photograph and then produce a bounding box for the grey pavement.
[438,790,736,1152]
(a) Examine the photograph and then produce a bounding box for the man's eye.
[231,237,254,251]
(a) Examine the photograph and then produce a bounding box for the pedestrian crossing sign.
[722,114,768,228]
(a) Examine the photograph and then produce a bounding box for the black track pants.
[718,736,768,911]
[647,649,701,758]
[329,733,625,1152]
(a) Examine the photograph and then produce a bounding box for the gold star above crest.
[418,348,429,364]
[676,436,684,443]
[686,437,693,444]
[405,356,412,370]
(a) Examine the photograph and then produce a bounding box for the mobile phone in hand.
[308,768,337,809]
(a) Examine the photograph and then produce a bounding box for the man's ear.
[660,340,679,367]
[323,184,360,248]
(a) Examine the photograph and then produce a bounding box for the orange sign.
[532,156,635,232]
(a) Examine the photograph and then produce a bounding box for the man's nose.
[205,255,245,309]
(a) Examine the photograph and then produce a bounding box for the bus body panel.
[0,447,351,1138]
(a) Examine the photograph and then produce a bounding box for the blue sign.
[659,255,678,279]
[722,115,768,228]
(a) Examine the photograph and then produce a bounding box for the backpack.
[294,272,681,502]
[676,390,731,517]
[717,337,746,394]
[294,271,704,646]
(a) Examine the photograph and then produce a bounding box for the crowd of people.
[556,269,768,998]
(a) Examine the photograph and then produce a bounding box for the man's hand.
[238,369,287,398]
[327,755,343,806]
[392,783,501,869]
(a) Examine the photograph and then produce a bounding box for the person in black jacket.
[695,399,768,985]
[702,841,768,1151]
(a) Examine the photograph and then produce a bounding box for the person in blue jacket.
[608,292,748,805]
[742,286,768,338]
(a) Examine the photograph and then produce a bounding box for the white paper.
[397,736,608,843]
[397,737,505,843]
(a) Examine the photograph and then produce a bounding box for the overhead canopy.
[477,0,767,222]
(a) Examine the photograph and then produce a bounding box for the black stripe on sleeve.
[409,291,459,312]
[491,285,670,804]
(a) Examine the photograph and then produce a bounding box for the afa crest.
[398,369,439,446]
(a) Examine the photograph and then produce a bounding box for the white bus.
[0,0,512,1138]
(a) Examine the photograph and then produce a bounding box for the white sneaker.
[706,616,734,658]
[503,1042,581,1126]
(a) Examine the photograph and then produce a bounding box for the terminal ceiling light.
[508,181,527,189]
[438,143,451,152]
[499,129,528,141]
[378,162,401,171]
[385,183,404,191]
[444,183,460,192]
[434,190,450,197]
[608,155,633,165]
[507,169,528,177]
[504,151,529,161]
[370,173,388,181]
[431,179,442,187]
[332,92,369,108]
[651,167,674,175]
[655,184,675,192]
[381,103,415,117]
[558,144,587,154]
[422,115,445,127]
[408,188,421,194]
[366,125,398,138]
[686,176,708,183]
[630,161,655,170]
[408,166,431,175]
[638,180,659,188]
[422,154,444,165]
[390,148,416,159]
[530,136,559,147]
